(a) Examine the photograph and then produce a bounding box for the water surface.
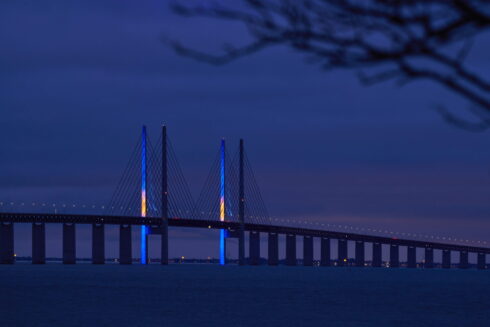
[0,264,489,326]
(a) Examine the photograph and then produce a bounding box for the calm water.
[0,264,489,326]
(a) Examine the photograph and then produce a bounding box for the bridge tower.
[219,139,226,265]
[161,125,169,265]
[141,125,149,264]
[238,139,245,265]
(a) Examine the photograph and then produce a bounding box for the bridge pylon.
[141,125,149,264]
[161,125,169,265]
[238,139,245,265]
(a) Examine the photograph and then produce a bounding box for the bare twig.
[169,0,490,130]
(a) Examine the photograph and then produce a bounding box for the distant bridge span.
[1,212,488,254]
[1,212,488,268]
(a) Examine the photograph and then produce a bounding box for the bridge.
[0,126,488,269]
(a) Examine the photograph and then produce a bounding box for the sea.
[0,264,489,326]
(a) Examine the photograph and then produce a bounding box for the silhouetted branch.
[436,105,490,132]
[169,0,490,130]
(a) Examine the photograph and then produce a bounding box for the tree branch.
[169,0,490,130]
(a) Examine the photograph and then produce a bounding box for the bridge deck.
[1,212,488,254]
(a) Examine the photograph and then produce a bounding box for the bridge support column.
[249,231,260,265]
[92,224,105,264]
[390,244,399,268]
[355,241,364,267]
[119,225,132,264]
[407,246,416,268]
[338,239,347,266]
[268,232,278,266]
[161,221,168,265]
[238,227,245,266]
[32,223,45,264]
[424,247,434,269]
[63,223,76,264]
[320,237,330,266]
[459,251,468,269]
[372,242,381,267]
[286,234,296,266]
[0,223,14,264]
[303,236,313,266]
[442,250,451,269]
[477,253,486,270]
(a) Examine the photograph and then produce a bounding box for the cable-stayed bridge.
[0,126,489,269]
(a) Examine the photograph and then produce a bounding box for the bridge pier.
[407,246,416,268]
[320,237,330,266]
[338,239,348,266]
[303,236,313,266]
[459,251,468,269]
[32,223,46,264]
[424,247,434,269]
[286,234,296,266]
[92,224,105,264]
[119,225,132,264]
[477,253,486,270]
[0,223,14,264]
[249,231,260,265]
[355,241,364,267]
[63,223,76,264]
[390,244,399,268]
[372,242,382,267]
[238,227,245,266]
[268,232,278,266]
[442,250,451,269]
[161,221,168,265]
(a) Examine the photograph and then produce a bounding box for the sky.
[1,1,490,260]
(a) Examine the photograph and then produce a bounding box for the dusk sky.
[1,1,490,259]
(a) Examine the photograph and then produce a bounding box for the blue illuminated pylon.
[141,126,148,264]
[219,139,226,265]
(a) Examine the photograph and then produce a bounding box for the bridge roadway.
[1,212,488,254]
